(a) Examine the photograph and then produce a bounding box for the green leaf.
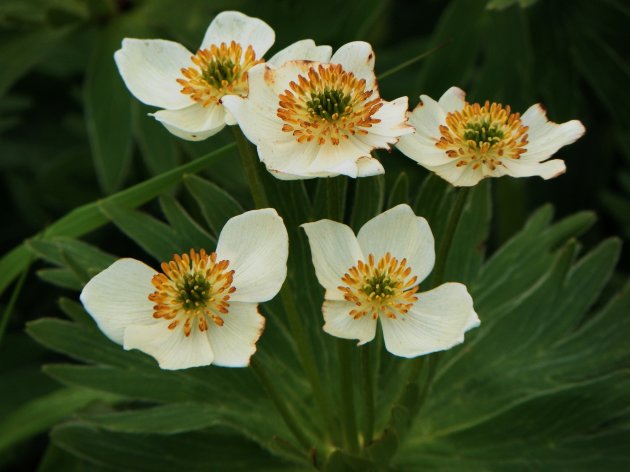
[52,424,303,472]
[0,388,119,454]
[0,26,74,97]
[84,20,134,194]
[36,268,82,291]
[58,297,95,326]
[393,207,628,469]
[99,201,185,262]
[486,0,540,11]
[443,180,492,284]
[158,195,216,249]
[26,237,116,275]
[349,175,384,231]
[84,403,230,434]
[184,174,244,235]
[0,144,234,298]
[133,103,178,175]
[27,318,153,370]
[386,172,409,209]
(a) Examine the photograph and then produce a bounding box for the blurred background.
[0,0,628,469]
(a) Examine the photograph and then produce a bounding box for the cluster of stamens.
[149,249,236,337]
[277,64,383,145]
[338,253,418,320]
[436,101,529,171]
[177,41,261,106]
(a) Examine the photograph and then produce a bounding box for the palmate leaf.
[51,424,302,472]
[389,210,629,470]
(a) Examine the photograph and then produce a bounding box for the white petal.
[221,65,286,145]
[80,259,156,345]
[308,140,367,177]
[396,133,450,167]
[267,39,332,67]
[407,94,447,139]
[124,322,213,370]
[114,39,193,110]
[200,11,274,58]
[259,140,321,178]
[380,282,477,358]
[425,160,483,187]
[152,102,226,141]
[206,302,265,367]
[215,209,288,303]
[330,41,376,89]
[355,97,413,150]
[357,204,435,285]
[322,300,377,345]
[356,156,385,177]
[437,86,466,113]
[266,60,314,96]
[501,158,566,180]
[520,104,585,163]
[301,219,364,299]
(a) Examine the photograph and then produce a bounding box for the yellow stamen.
[338,252,418,320]
[177,41,262,106]
[436,101,529,171]
[149,249,236,337]
[277,64,383,146]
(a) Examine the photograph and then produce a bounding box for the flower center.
[149,249,236,336]
[338,253,418,320]
[177,41,262,107]
[436,101,529,171]
[277,64,383,146]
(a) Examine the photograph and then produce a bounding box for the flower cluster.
[80,10,586,370]
[116,11,584,184]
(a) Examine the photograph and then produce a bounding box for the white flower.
[396,86,586,186]
[221,41,413,180]
[114,11,279,141]
[80,209,288,370]
[301,204,479,357]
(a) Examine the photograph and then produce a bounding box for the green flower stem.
[431,187,471,288]
[337,339,360,454]
[325,178,360,452]
[407,186,471,410]
[231,127,269,208]
[250,357,313,452]
[279,285,338,442]
[325,177,345,221]
[361,343,375,446]
[232,127,338,444]
[383,186,471,440]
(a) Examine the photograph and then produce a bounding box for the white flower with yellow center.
[80,209,288,370]
[302,204,479,357]
[221,41,413,180]
[396,87,586,186]
[115,11,330,141]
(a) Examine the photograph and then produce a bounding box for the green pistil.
[177,273,211,311]
[307,88,352,122]
[464,120,504,147]
[202,59,237,89]
[362,272,396,299]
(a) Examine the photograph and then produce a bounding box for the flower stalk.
[250,357,313,451]
[361,343,375,446]
[404,186,471,415]
[232,127,270,208]
[232,127,339,445]
[337,339,360,454]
